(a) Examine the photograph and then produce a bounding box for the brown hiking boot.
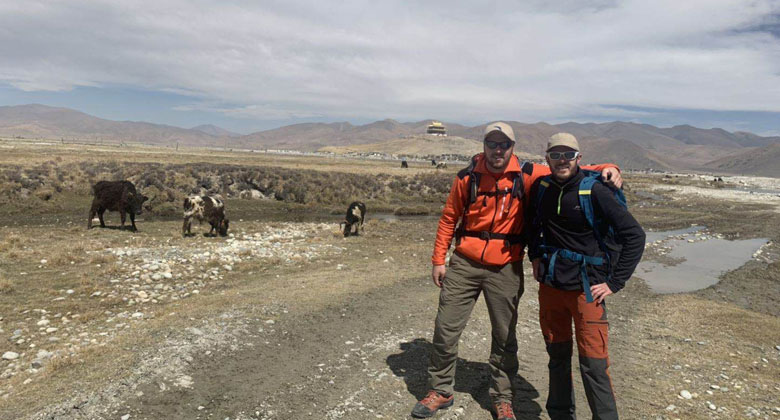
[494,401,516,420]
[411,390,454,418]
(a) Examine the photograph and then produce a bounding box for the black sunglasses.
[485,140,514,150]
[547,151,579,160]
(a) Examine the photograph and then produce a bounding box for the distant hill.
[0,104,226,147]
[240,119,416,151]
[1,104,779,175]
[191,124,241,137]
[579,138,671,171]
[704,143,780,177]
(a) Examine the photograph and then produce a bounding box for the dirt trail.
[118,267,556,420]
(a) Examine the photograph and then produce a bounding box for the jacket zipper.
[552,180,563,215]
[480,178,501,263]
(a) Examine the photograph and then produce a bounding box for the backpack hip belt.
[540,245,604,303]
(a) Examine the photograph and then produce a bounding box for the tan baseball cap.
[483,122,516,143]
[546,132,579,151]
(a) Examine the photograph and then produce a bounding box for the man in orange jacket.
[411,122,622,419]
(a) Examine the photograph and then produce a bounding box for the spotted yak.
[340,201,366,237]
[183,195,229,237]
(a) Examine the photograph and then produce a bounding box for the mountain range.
[1,104,778,176]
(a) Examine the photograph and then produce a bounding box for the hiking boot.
[411,390,454,418]
[493,401,517,420]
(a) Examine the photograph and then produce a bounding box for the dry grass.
[0,276,13,294]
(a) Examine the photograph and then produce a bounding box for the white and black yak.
[340,201,366,237]
[183,195,229,237]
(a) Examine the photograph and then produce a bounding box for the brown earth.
[0,144,778,420]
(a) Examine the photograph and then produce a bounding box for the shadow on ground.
[386,338,543,419]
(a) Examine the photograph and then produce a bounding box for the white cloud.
[0,0,779,123]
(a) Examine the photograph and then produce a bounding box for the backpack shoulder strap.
[510,157,528,200]
[532,175,553,229]
[578,170,600,230]
[455,154,482,241]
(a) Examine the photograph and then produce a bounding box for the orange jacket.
[432,154,617,266]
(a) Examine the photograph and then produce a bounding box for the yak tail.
[183,197,192,210]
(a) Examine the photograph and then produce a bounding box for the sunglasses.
[485,140,514,150]
[547,151,579,160]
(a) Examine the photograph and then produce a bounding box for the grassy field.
[0,140,778,419]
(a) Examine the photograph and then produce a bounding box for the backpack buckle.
[479,231,490,240]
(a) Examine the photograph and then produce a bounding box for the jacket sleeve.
[525,177,544,261]
[431,176,467,265]
[591,184,646,292]
[582,163,620,174]
[524,162,619,187]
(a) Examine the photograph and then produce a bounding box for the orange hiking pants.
[538,283,618,420]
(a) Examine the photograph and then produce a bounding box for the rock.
[131,312,144,319]
[121,415,130,420]
[2,352,19,360]
[665,404,676,411]
[680,390,692,399]
[36,319,50,326]
[707,402,716,410]
[187,327,204,336]
[36,350,52,359]
[45,327,58,333]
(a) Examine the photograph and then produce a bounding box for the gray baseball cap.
[483,122,516,143]
[546,132,579,151]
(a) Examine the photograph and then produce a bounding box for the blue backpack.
[534,170,627,302]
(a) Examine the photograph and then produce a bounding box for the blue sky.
[1,1,779,135]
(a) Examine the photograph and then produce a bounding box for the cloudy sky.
[1,0,779,134]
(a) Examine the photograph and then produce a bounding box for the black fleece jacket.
[527,169,645,293]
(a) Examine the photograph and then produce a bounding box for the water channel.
[636,227,769,293]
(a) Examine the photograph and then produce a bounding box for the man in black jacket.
[527,133,645,420]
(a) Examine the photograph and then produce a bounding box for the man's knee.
[546,340,573,359]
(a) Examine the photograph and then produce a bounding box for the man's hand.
[532,258,542,281]
[601,167,623,189]
[432,265,446,288]
[590,283,613,303]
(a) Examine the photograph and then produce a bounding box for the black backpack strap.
[503,158,527,215]
[455,154,481,244]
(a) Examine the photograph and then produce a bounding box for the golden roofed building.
[426,121,447,136]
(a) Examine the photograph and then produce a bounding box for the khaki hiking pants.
[428,251,524,402]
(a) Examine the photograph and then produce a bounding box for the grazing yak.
[183,195,229,237]
[340,201,366,237]
[401,160,408,168]
[436,162,447,169]
[88,180,149,231]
